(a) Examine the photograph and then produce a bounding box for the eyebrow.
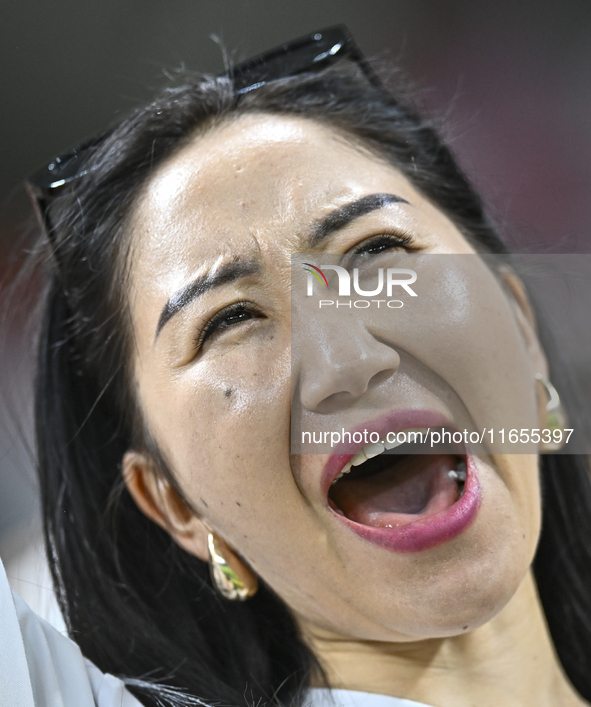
[307,193,409,248]
[155,193,409,339]
[155,259,260,338]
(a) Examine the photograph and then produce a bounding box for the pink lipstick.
[322,410,482,553]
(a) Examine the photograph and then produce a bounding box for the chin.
[391,526,534,640]
[331,501,535,642]
[334,560,530,643]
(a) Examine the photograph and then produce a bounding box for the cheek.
[399,256,539,438]
[138,337,302,542]
[148,351,288,477]
[494,453,542,556]
[138,343,337,608]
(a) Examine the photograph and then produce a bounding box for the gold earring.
[535,373,567,452]
[207,533,258,601]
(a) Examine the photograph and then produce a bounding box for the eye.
[195,301,262,350]
[348,233,414,256]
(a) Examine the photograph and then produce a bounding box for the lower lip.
[329,455,481,553]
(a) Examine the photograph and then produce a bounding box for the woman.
[25,26,591,707]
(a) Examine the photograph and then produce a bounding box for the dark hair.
[33,61,591,706]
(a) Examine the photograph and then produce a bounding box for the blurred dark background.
[3,0,591,251]
[0,0,590,624]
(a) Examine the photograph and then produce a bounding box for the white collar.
[307,687,435,707]
[0,556,141,707]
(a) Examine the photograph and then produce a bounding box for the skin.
[122,113,586,707]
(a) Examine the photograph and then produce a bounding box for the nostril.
[314,389,365,415]
[368,368,398,389]
[298,337,401,412]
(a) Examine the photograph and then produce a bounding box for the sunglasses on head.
[26,25,380,234]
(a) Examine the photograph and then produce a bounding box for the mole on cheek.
[224,387,232,398]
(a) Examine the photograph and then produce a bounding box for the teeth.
[331,461,352,485]
[456,459,466,481]
[363,442,385,458]
[448,462,467,484]
[331,429,433,485]
[350,451,368,466]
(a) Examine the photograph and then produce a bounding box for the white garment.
[1,552,437,707]
[0,556,142,707]
[308,688,434,707]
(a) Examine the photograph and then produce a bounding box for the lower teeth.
[448,464,466,496]
[448,469,466,482]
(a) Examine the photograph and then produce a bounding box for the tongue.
[329,454,460,528]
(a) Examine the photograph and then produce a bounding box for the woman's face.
[126,113,543,642]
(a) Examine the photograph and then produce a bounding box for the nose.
[296,311,401,413]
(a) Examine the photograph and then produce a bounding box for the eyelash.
[348,232,414,256]
[194,300,261,350]
[193,234,413,352]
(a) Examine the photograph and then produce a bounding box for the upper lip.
[320,409,459,499]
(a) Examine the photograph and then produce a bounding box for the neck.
[302,571,586,707]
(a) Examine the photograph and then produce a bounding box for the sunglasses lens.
[233,27,350,93]
[27,130,112,198]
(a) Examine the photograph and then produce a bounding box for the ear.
[500,267,549,379]
[500,268,552,428]
[122,450,210,562]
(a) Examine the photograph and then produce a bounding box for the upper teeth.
[331,428,434,485]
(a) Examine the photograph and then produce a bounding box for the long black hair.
[32,60,591,706]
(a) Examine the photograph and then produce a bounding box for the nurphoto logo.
[302,263,418,308]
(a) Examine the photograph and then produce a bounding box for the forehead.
[133,113,402,235]
[129,113,424,277]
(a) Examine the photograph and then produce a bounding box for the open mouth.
[329,449,465,527]
[324,425,480,552]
